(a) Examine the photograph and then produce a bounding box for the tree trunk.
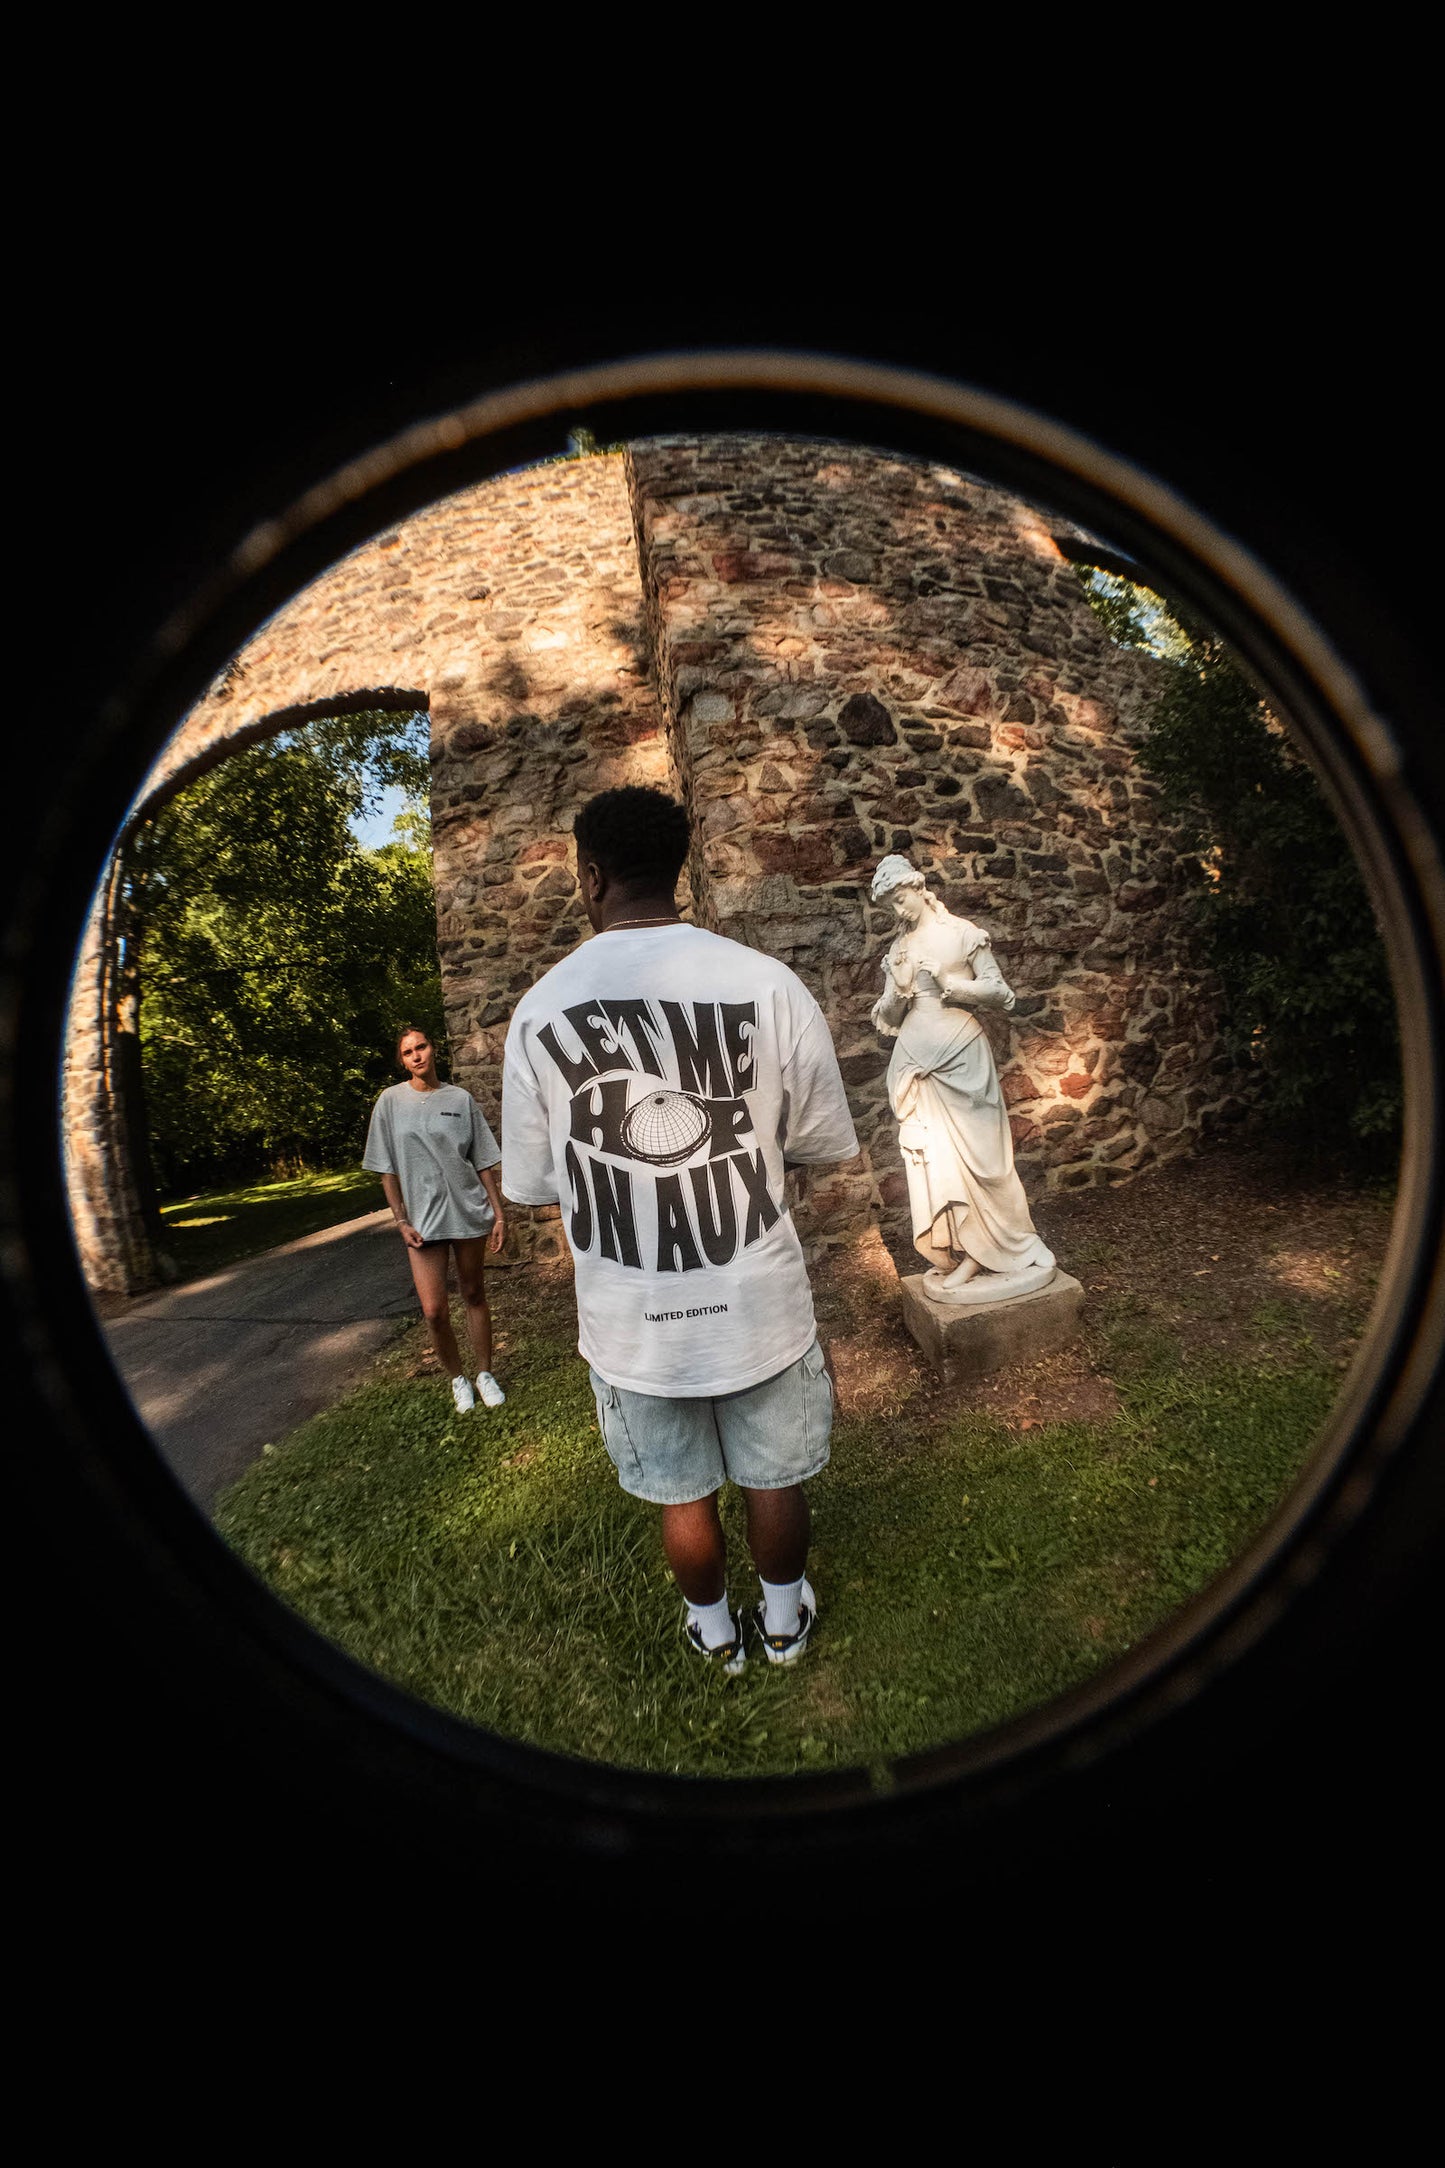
[114,850,176,1278]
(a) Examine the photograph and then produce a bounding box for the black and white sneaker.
[755,1578,818,1666]
[684,1608,747,1676]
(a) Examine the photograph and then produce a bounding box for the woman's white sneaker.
[475,1372,506,1408]
[451,1374,476,1414]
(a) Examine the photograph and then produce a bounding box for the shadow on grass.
[215,1269,1337,1781]
[160,1169,385,1280]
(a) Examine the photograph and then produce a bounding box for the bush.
[1078,571,1401,1153]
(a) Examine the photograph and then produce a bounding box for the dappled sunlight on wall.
[66,437,1252,1293]
[625,435,1247,1260]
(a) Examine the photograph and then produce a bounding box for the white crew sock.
[760,1574,804,1637]
[687,1592,736,1649]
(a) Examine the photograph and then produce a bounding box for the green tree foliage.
[1076,569,1401,1151]
[553,427,625,460]
[127,711,445,1192]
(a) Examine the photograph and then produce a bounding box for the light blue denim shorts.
[587,1342,834,1506]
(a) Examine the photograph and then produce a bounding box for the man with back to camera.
[500,787,859,1671]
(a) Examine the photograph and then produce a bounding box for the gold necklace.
[608,915,681,930]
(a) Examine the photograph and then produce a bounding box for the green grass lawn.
[215,1258,1342,1780]
[160,1169,384,1279]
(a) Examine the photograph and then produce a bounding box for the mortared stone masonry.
[66,442,1244,1294]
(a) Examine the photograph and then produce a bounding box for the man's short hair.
[573,787,691,890]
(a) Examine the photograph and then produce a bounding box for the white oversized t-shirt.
[501,923,859,1397]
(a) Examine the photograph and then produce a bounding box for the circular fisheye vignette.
[33,352,1445,1838]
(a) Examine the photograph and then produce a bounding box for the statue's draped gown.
[880,919,1055,1280]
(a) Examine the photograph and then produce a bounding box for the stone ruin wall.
[66,455,672,1288]
[626,436,1242,1262]
[68,439,1246,1294]
[64,863,157,1295]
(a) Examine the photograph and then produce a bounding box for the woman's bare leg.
[405,1242,464,1376]
[450,1237,493,1375]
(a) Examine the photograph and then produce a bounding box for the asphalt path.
[99,1209,417,1508]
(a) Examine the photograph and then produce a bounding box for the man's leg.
[660,1494,728,1606]
[717,1345,832,1655]
[661,1494,740,1657]
[741,1483,810,1585]
[592,1379,735,1656]
[744,1484,814,1650]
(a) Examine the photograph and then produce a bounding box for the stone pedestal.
[900,1269,1084,1385]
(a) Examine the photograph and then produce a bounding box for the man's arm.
[499,1026,561,1204]
[465,1102,508,1251]
[779,1004,860,1167]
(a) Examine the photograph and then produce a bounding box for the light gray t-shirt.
[362,1082,501,1242]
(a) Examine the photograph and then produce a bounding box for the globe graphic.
[621,1090,711,1166]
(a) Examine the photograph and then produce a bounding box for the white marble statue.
[870,855,1056,1305]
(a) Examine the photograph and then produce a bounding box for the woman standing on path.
[363,1027,508,1414]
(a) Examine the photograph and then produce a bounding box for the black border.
[11,347,1444,1926]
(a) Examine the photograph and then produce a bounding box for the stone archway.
[68,441,1239,1297]
[66,453,673,1293]
[64,690,432,1295]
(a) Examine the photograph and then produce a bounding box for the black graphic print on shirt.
[535,998,784,1272]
